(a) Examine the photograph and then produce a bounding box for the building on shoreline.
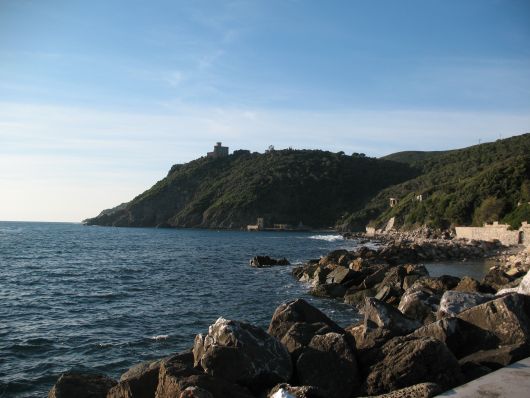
[207,142,229,158]
[247,218,265,231]
[455,221,529,247]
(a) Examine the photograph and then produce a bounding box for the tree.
[472,197,505,226]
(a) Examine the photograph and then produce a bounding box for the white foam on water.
[308,234,344,242]
[151,334,169,340]
[271,389,296,398]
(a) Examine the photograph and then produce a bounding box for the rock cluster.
[49,238,530,398]
[291,239,509,315]
[489,245,530,279]
[250,256,290,268]
[49,281,530,398]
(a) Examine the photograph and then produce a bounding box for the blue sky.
[1,0,529,221]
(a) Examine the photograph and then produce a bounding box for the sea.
[0,222,491,397]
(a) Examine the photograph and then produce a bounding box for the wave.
[307,234,344,242]
[151,334,169,340]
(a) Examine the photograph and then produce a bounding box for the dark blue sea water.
[0,222,491,397]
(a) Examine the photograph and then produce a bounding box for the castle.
[207,142,229,158]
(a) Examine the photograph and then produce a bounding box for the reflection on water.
[425,259,494,280]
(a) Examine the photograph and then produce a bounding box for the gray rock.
[296,333,360,398]
[108,359,160,398]
[437,290,494,319]
[312,266,332,285]
[398,288,439,324]
[360,266,390,289]
[354,298,421,352]
[193,317,292,389]
[278,322,334,359]
[356,382,441,398]
[309,283,346,298]
[268,299,342,341]
[344,288,375,306]
[362,335,463,395]
[410,317,498,359]
[364,298,421,335]
[48,372,116,398]
[326,267,355,284]
[457,293,530,347]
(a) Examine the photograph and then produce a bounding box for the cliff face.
[85,149,418,229]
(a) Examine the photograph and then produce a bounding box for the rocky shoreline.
[49,236,530,398]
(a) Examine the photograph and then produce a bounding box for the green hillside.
[85,149,417,229]
[339,133,530,231]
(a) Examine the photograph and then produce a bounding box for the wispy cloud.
[165,70,185,87]
[1,100,529,221]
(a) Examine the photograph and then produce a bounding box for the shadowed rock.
[268,299,343,344]
[457,293,530,347]
[410,317,498,359]
[48,372,116,398]
[155,351,253,398]
[362,335,463,395]
[108,359,161,398]
[458,343,530,371]
[296,332,360,398]
[250,256,290,268]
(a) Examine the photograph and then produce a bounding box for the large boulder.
[296,332,360,398]
[108,359,161,398]
[398,288,440,324]
[456,293,530,347]
[48,372,116,398]
[437,290,494,319]
[362,336,463,395]
[365,298,421,333]
[268,299,343,347]
[354,298,421,351]
[193,318,292,389]
[155,351,253,398]
[276,321,335,360]
[410,317,498,359]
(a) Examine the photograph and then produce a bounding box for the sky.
[1,0,529,222]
